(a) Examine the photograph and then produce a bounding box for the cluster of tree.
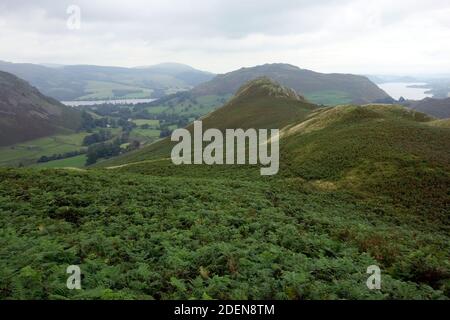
[159,129,173,138]
[85,133,139,165]
[133,109,152,120]
[83,130,113,146]
[37,150,85,163]
[80,103,196,142]
[86,141,122,165]
[156,116,190,138]
[82,102,192,132]
[153,113,187,123]
[124,140,141,152]
[117,119,137,133]
[79,111,112,131]
[84,105,133,120]
[81,107,138,134]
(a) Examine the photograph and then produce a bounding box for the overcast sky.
[0,0,449,74]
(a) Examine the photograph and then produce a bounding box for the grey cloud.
[0,0,450,74]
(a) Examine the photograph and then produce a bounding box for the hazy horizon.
[1,0,450,75]
[3,59,450,78]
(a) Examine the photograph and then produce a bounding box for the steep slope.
[279,104,450,222]
[98,77,317,166]
[148,63,390,112]
[198,77,314,130]
[406,97,450,119]
[0,61,215,101]
[0,71,82,146]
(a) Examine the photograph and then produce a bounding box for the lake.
[62,98,157,107]
[378,82,433,100]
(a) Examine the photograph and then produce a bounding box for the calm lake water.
[62,98,157,107]
[378,82,432,100]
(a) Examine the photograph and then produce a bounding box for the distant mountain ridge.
[151,63,391,109]
[0,61,215,101]
[405,97,450,119]
[367,75,419,84]
[0,71,82,146]
[195,64,389,103]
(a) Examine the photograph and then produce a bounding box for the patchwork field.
[77,81,154,101]
[131,119,160,127]
[33,155,88,169]
[0,133,89,167]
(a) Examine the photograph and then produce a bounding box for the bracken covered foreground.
[0,168,448,300]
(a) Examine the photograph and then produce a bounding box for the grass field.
[131,119,160,128]
[0,124,159,168]
[0,127,128,168]
[144,106,168,115]
[130,128,161,142]
[0,132,88,167]
[33,155,88,168]
[305,90,353,106]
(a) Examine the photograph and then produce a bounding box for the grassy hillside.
[103,102,450,228]
[98,78,317,166]
[280,105,450,222]
[94,80,450,230]
[0,79,448,300]
[0,61,214,101]
[0,132,88,167]
[0,71,82,147]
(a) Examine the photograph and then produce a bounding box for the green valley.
[0,61,215,101]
